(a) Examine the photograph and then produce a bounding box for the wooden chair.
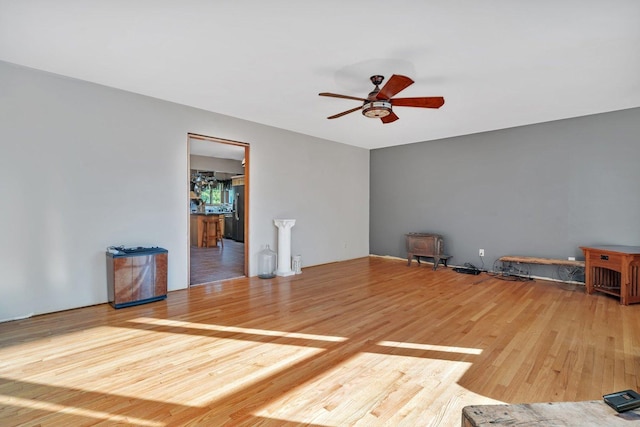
[201,216,224,248]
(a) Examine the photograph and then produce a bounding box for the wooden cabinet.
[107,249,168,308]
[231,175,244,186]
[406,233,450,270]
[581,245,640,305]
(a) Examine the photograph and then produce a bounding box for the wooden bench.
[497,256,585,282]
[498,255,585,268]
[462,400,640,426]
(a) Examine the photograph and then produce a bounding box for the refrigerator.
[232,184,244,242]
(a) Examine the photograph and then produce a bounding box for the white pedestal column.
[274,219,296,277]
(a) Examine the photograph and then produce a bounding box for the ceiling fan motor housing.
[370,75,385,86]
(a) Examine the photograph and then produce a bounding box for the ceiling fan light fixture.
[362,101,392,118]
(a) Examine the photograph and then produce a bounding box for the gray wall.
[370,108,640,279]
[0,61,369,321]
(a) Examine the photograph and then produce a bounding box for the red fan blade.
[381,111,399,124]
[376,75,414,100]
[392,97,445,109]
[327,105,363,119]
[319,92,368,102]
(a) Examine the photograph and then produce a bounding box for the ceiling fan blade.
[376,75,414,100]
[319,92,368,102]
[392,97,445,109]
[381,111,399,124]
[327,105,363,119]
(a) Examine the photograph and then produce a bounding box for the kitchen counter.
[190,214,225,247]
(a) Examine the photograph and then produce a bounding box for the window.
[200,183,221,204]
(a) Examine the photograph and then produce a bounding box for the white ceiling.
[189,138,245,160]
[1,1,639,150]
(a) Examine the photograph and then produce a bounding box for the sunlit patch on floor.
[253,347,498,426]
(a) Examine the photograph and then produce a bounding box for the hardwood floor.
[1,257,639,426]
[190,238,244,285]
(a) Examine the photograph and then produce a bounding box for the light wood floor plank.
[1,256,639,426]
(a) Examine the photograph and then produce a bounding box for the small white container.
[292,255,302,274]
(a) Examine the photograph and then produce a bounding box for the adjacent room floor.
[190,238,244,285]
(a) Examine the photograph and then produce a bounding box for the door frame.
[187,133,250,283]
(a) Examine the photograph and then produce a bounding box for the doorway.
[188,133,249,285]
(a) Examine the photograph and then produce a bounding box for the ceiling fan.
[319,74,444,123]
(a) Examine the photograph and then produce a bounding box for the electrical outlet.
[479,249,485,257]
[568,256,576,261]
